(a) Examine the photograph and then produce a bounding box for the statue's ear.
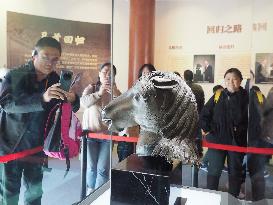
[151,76,177,110]
[151,76,178,89]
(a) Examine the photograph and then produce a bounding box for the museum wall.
[1,0,273,101]
[0,0,114,119]
[0,0,112,82]
[154,0,273,101]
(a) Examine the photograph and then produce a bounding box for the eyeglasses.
[38,54,60,66]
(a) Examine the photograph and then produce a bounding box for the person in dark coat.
[184,70,205,157]
[244,70,268,201]
[203,60,214,83]
[0,37,79,205]
[200,68,248,198]
[201,85,224,170]
[184,70,205,114]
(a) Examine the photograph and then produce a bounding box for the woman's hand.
[201,129,210,137]
[98,82,111,97]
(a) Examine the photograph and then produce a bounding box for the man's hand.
[43,83,65,102]
[43,83,76,103]
[63,90,76,103]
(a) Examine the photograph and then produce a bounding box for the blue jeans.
[0,163,3,204]
[86,139,110,189]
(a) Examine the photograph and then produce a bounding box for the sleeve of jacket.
[264,87,273,114]
[200,95,215,133]
[80,85,101,109]
[198,85,205,113]
[72,94,80,112]
[241,90,249,131]
[0,71,44,113]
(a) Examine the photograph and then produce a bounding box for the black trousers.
[0,163,3,204]
[1,156,43,205]
[207,148,266,201]
[117,141,134,162]
[246,153,266,201]
[206,148,244,197]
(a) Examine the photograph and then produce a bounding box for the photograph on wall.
[7,11,111,95]
[255,53,273,84]
[193,55,215,83]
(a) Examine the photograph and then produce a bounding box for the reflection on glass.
[80,63,121,195]
[244,70,266,201]
[0,37,80,204]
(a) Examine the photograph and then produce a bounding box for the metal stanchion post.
[80,131,88,200]
[191,164,199,188]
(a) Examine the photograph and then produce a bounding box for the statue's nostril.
[103,119,112,125]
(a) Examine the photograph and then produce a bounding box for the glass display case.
[1,0,273,205]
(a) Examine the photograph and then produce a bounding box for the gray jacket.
[0,61,79,155]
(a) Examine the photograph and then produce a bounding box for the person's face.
[99,65,111,83]
[215,87,224,93]
[262,59,267,66]
[142,66,151,76]
[224,72,242,93]
[33,47,61,75]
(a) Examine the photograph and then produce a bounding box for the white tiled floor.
[90,187,222,205]
[18,158,81,205]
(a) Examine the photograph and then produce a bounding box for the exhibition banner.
[7,11,111,94]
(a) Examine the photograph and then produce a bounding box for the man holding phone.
[0,37,79,205]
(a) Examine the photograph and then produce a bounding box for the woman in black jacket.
[245,71,267,201]
[200,68,248,198]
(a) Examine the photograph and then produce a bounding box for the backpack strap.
[61,103,73,174]
[60,103,73,144]
[44,103,61,140]
[214,89,222,103]
[256,91,264,104]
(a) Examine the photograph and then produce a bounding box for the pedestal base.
[173,197,187,205]
[111,154,172,205]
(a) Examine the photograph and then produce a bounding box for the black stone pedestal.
[173,197,187,205]
[111,154,173,205]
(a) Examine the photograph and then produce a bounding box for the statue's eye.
[134,94,140,101]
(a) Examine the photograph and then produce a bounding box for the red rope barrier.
[88,133,273,155]
[0,146,43,163]
[1,134,273,163]
[202,140,273,155]
[88,133,138,143]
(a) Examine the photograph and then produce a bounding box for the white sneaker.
[86,187,94,195]
[238,191,245,199]
[264,171,270,178]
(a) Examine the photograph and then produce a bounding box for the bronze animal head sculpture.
[102,71,200,164]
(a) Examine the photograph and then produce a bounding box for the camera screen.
[63,73,72,80]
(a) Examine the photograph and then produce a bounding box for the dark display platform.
[173,197,187,205]
[111,154,174,205]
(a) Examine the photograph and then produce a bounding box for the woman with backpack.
[80,63,121,195]
[200,68,248,198]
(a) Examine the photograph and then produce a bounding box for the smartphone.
[59,69,73,91]
[108,74,115,84]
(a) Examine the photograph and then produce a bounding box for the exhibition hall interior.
[1,0,273,204]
